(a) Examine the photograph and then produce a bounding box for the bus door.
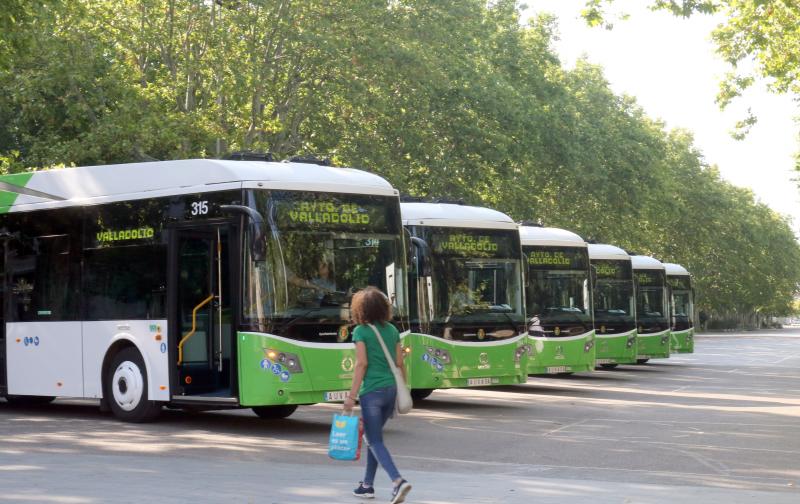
[172,224,236,399]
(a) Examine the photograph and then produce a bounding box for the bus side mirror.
[220,204,266,262]
[410,236,431,277]
[590,264,597,287]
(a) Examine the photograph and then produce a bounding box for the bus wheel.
[104,347,161,423]
[636,358,650,364]
[252,405,298,419]
[411,389,434,401]
[4,395,56,405]
[599,364,619,370]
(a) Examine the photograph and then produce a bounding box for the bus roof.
[519,226,586,247]
[0,159,397,213]
[631,255,666,271]
[400,202,517,230]
[587,243,629,261]
[663,263,691,277]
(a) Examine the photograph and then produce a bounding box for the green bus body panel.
[0,173,35,213]
[403,333,528,389]
[670,328,695,353]
[526,331,596,375]
[238,331,528,406]
[238,332,356,406]
[595,332,638,365]
[636,331,671,359]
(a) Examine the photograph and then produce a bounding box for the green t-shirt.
[352,322,400,396]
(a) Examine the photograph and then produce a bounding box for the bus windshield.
[635,270,668,332]
[524,246,592,332]
[669,276,694,331]
[243,190,406,339]
[592,259,636,332]
[427,228,524,336]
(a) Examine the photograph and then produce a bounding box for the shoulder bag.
[368,323,413,414]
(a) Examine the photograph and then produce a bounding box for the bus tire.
[636,358,650,364]
[4,395,56,405]
[104,347,162,423]
[411,389,434,401]
[252,405,298,419]
[599,364,618,370]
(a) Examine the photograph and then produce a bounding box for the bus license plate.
[467,378,493,387]
[324,391,349,402]
[595,359,613,364]
[546,366,567,374]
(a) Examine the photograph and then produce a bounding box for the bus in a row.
[0,158,694,421]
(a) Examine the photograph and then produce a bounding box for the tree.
[583,0,800,140]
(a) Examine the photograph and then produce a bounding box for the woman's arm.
[344,341,368,413]
[395,342,407,383]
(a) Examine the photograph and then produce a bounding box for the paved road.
[2,329,800,503]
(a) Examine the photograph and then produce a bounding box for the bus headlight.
[263,348,303,373]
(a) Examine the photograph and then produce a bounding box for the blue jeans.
[360,385,401,485]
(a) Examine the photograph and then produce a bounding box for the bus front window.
[671,290,693,330]
[524,246,592,332]
[592,259,636,333]
[243,190,406,340]
[527,270,592,328]
[426,228,525,339]
[635,270,668,332]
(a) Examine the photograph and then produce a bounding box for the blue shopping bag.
[328,413,363,461]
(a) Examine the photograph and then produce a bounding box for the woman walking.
[344,287,412,503]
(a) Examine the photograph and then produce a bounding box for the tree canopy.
[1,0,798,324]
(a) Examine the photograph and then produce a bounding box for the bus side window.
[82,202,167,320]
[7,210,80,322]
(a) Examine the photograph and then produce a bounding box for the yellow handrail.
[178,294,215,365]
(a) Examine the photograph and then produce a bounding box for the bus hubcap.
[112,361,144,412]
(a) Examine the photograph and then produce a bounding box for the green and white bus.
[588,244,637,368]
[0,158,408,421]
[664,263,695,354]
[401,202,529,399]
[520,226,595,375]
[631,255,670,363]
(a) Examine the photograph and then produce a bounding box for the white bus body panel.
[5,159,398,213]
[587,243,630,261]
[630,255,666,271]
[7,322,84,397]
[519,226,587,248]
[5,320,169,401]
[400,202,519,230]
[82,320,170,402]
[664,263,690,277]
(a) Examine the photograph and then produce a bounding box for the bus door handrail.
[178,294,215,365]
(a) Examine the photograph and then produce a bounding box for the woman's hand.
[343,396,356,414]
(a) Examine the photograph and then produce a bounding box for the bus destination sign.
[592,259,632,280]
[525,246,587,270]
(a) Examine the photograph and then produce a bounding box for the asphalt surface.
[2,328,800,503]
